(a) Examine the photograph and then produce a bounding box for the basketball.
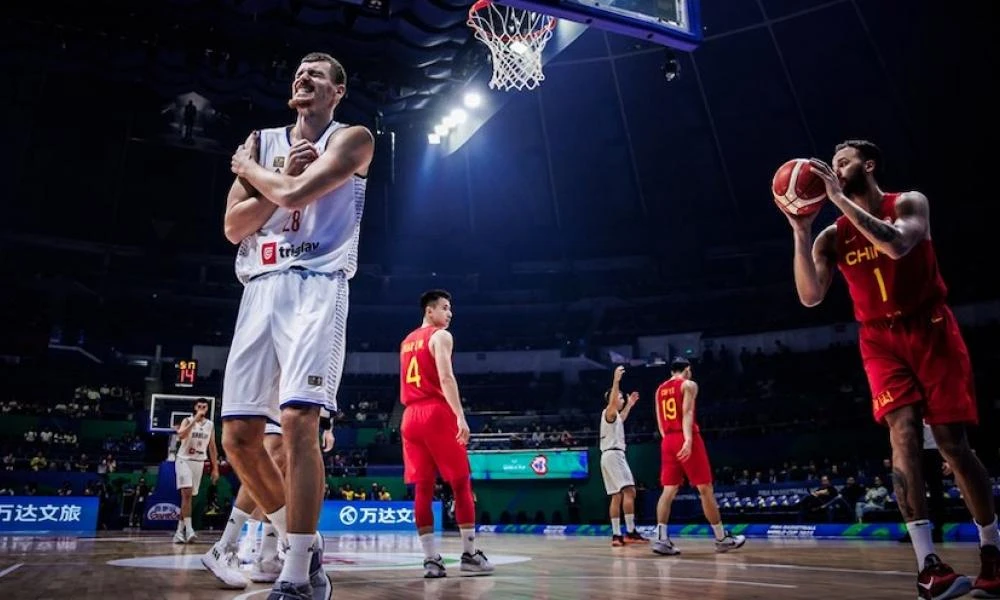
[772,158,827,217]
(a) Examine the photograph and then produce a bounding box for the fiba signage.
[146,502,181,522]
[319,501,442,533]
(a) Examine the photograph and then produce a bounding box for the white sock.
[460,527,475,555]
[246,519,260,544]
[657,523,668,542]
[907,520,935,570]
[220,507,251,548]
[624,514,636,533]
[279,533,313,585]
[260,523,279,560]
[266,506,288,543]
[419,533,438,560]
[611,517,621,536]
[176,519,185,533]
[975,515,1000,548]
[710,522,725,541]
[184,517,193,532]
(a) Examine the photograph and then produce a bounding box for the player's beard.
[841,166,868,197]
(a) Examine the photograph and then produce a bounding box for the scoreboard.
[174,359,198,388]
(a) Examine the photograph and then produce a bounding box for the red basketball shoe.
[972,544,1000,599]
[917,554,972,600]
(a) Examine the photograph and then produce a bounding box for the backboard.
[149,393,217,434]
[504,0,702,50]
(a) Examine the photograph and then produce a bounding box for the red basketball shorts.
[660,432,713,487]
[401,401,471,484]
[860,304,978,426]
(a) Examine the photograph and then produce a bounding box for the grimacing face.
[288,60,342,111]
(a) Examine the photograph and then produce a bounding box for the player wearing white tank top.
[206,51,374,600]
[599,366,647,547]
[173,399,219,544]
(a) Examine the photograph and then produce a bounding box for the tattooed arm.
[829,191,929,260]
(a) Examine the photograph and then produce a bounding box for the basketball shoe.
[460,550,495,575]
[309,532,331,600]
[652,539,681,556]
[267,582,312,600]
[423,555,446,579]
[250,555,283,584]
[714,531,747,553]
[202,542,249,589]
[917,554,972,600]
[972,544,1000,598]
[624,530,648,544]
[611,535,625,547]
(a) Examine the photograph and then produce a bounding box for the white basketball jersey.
[177,418,213,461]
[599,409,626,452]
[235,122,368,284]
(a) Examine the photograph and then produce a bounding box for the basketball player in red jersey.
[399,290,494,578]
[788,139,998,599]
[651,357,745,556]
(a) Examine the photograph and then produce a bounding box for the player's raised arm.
[810,159,929,260]
[605,366,624,423]
[175,416,195,441]
[619,391,639,422]
[231,125,374,211]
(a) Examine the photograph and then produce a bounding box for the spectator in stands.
[378,486,391,500]
[30,450,47,471]
[840,476,866,507]
[566,484,580,524]
[2,452,14,471]
[798,475,841,521]
[58,481,73,496]
[856,476,889,522]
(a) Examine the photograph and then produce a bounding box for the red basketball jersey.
[399,326,445,407]
[835,193,948,322]
[655,378,698,434]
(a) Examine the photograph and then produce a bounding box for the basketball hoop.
[467,0,556,92]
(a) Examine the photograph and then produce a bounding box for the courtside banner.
[475,522,979,541]
[0,496,99,533]
[468,449,588,480]
[319,501,442,533]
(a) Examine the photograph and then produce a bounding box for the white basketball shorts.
[222,269,348,425]
[600,449,635,495]
[176,458,205,496]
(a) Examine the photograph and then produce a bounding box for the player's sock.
[460,527,475,555]
[279,533,312,585]
[657,523,668,542]
[611,518,621,536]
[419,533,438,560]
[184,517,193,532]
[220,507,252,548]
[906,519,935,569]
[266,506,288,542]
[624,514,636,533]
[710,522,725,541]
[260,523,279,560]
[246,519,260,543]
[175,519,185,533]
[976,515,1000,548]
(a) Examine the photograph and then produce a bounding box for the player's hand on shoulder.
[231,132,259,176]
[285,139,320,176]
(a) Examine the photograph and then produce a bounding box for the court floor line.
[0,562,24,578]
[671,557,912,577]
[333,575,797,589]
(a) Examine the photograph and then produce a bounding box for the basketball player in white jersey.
[600,366,647,547]
[174,398,219,543]
[214,51,373,600]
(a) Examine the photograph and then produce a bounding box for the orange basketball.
[772,158,827,217]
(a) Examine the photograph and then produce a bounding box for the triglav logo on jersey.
[530,454,549,476]
[261,241,322,265]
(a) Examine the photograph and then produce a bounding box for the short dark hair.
[300,52,347,86]
[194,398,209,407]
[420,289,451,311]
[670,357,691,374]
[835,139,883,177]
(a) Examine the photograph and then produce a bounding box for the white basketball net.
[467,0,556,92]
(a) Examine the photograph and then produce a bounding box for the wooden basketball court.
[0,531,981,598]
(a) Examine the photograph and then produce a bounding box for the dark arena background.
[0,0,997,598]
